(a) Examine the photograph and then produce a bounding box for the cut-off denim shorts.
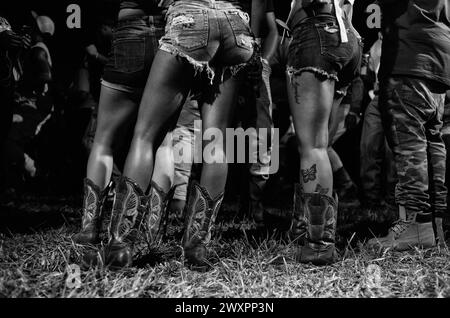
[287,15,362,96]
[159,0,256,84]
[102,14,166,97]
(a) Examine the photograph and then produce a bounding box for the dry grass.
[1,198,450,298]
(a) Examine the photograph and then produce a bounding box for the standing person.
[244,0,279,226]
[359,33,397,212]
[328,76,363,205]
[368,0,450,250]
[442,90,450,235]
[168,96,201,224]
[3,13,54,192]
[83,18,114,102]
[104,0,265,270]
[72,1,175,254]
[0,16,31,191]
[286,0,362,265]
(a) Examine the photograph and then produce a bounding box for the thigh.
[94,85,139,145]
[287,72,335,147]
[133,50,193,143]
[201,75,241,133]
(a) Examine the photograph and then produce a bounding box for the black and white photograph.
[0,0,449,302]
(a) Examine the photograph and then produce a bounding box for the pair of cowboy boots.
[73,177,171,269]
[290,184,339,265]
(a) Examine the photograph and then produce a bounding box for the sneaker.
[367,213,435,251]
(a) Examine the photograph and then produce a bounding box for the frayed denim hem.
[286,66,339,83]
[159,42,215,84]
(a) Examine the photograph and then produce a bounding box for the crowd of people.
[1,0,449,270]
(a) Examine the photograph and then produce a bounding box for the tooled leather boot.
[146,181,172,245]
[296,191,339,266]
[73,178,110,245]
[183,182,224,270]
[289,184,307,244]
[105,176,149,270]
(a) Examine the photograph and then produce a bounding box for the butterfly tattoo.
[301,164,317,183]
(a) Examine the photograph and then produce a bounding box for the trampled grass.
[1,197,450,298]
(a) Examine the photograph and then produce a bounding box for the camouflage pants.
[379,76,447,218]
[360,95,397,206]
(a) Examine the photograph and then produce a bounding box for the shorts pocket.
[314,22,352,62]
[113,36,145,74]
[225,10,254,51]
[166,10,209,51]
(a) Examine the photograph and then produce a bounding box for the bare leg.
[287,72,336,196]
[152,132,175,193]
[86,86,138,190]
[200,75,241,198]
[123,51,193,191]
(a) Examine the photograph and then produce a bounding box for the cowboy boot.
[289,184,307,244]
[105,176,149,269]
[73,178,110,245]
[182,182,224,270]
[146,181,172,245]
[296,192,339,265]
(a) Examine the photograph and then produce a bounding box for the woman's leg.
[182,74,241,269]
[123,51,193,192]
[152,132,175,193]
[287,72,336,196]
[75,85,138,245]
[200,75,241,198]
[86,85,139,190]
[105,51,193,268]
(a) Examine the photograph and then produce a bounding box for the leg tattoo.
[293,78,302,104]
[301,164,318,184]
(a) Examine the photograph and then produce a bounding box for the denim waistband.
[171,0,243,11]
[116,14,165,28]
[291,14,338,29]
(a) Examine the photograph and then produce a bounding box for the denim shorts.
[159,0,255,83]
[102,15,166,95]
[287,15,362,96]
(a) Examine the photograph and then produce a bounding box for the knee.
[296,133,328,153]
[133,123,159,147]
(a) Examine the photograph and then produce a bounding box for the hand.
[345,111,361,130]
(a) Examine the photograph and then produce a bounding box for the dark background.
[1,0,379,91]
